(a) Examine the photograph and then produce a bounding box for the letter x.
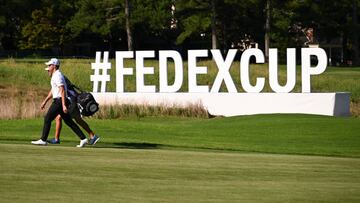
[210,49,237,93]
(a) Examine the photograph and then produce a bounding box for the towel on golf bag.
[76,92,99,116]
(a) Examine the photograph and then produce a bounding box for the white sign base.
[92,92,350,117]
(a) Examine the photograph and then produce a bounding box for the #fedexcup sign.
[90,48,349,117]
[91,48,326,93]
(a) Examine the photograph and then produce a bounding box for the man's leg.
[74,116,94,138]
[55,115,62,140]
[40,100,61,142]
[48,115,62,144]
[74,116,100,145]
[59,111,86,140]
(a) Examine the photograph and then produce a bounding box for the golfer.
[31,58,88,147]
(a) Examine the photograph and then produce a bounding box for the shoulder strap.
[64,76,84,93]
[72,85,85,93]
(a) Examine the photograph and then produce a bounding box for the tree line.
[0,0,359,65]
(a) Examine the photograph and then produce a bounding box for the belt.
[53,98,63,102]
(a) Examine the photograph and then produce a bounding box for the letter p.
[301,48,327,93]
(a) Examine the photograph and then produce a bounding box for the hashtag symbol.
[91,52,111,93]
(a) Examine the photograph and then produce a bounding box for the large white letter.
[136,51,156,92]
[188,50,209,92]
[91,51,111,93]
[269,48,296,93]
[301,48,327,93]
[240,48,265,93]
[159,50,183,92]
[116,51,134,93]
[210,49,237,93]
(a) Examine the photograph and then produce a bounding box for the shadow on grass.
[0,138,163,150]
[96,142,162,149]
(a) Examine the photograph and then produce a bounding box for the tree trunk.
[222,23,227,53]
[352,0,359,66]
[125,0,133,51]
[108,34,113,55]
[265,0,271,62]
[211,0,217,49]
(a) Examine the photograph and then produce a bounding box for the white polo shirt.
[51,70,68,99]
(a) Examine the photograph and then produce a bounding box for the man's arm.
[40,90,52,110]
[59,85,68,114]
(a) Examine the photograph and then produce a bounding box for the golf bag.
[65,76,99,117]
[76,92,99,116]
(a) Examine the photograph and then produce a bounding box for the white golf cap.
[45,58,60,70]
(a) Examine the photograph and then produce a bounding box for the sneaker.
[89,135,100,145]
[31,139,47,146]
[76,138,88,148]
[48,138,60,144]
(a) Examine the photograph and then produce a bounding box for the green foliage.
[129,0,174,48]
[0,0,358,59]
[0,0,41,50]
[175,0,212,44]
[176,15,211,44]
[64,0,173,50]
[66,0,124,39]
[131,0,172,32]
[19,0,75,50]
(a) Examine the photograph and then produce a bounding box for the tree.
[175,0,213,47]
[352,0,359,65]
[264,0,271,62]
[125,0,133,51]
[66,0,124,53]
[286,0,358,65]
[130,0,173,49]
[0,0,358,63]
[0,2,6,50]
[66,0,172,51]
[19,0,75,52]
[216,0,262,51]
[0,0,41,51]
[211,0,217,49]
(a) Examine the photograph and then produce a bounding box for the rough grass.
[0,87,46,119]
[351,101,360,117]
[94,103,209,119]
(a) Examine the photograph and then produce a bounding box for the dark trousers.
[41,98,86,141]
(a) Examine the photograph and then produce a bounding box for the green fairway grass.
[0,115,360,202]
[0,144,359,203]
[1,115,359,157]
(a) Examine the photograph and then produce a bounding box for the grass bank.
[1,58,360,118]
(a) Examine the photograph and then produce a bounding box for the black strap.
[72,84,85,94]
[64,76,85,93]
